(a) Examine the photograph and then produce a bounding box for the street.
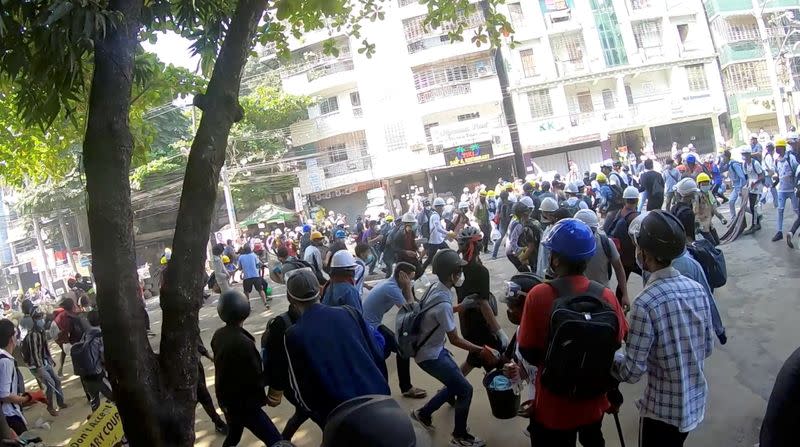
[22,211,800,447]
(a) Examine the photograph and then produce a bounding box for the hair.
[0,320,15,348]
[75,273,82,279]
[393,262,416,281]
[552,208,571,222]
[212,243,224,256]
[723,150,731,160]
[79,295,90,308]
[61,297,75,312]
[625,198,638,206]
[276,246,289,259]
[665,158,674,165]
[241,244,252,254]
[355,243,371,258]
[87,310,101,327]
[67,278,77,288]
[227,239,233,245]
[552,253,588,276]
[644,158,653,170]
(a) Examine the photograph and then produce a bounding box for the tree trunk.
[81,0,162,444]
[58,215,79,274]
[158,0,268,443]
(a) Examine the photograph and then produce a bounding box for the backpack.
[70,332,104,377]
[418,209,432,239]
[687,238,727,289]
[610,172,627,188]
[395,285,449,359]
[517,220,542,248]
[608,185,624,209]
[610,210,638,270]
[560,199,581,217]
[19,333,34,367]
[540,279,620,399]
[599,233,613,281]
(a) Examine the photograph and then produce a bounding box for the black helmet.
[217,290,251,323]
[457,226,481,242]
[431,249,466,281]
[636,210,686,263]
[323,395,429,447]
[512,202,530,216]
[503,273,543,306]
[21,299,34,315]
[286,268,320,301]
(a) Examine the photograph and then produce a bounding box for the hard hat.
[331,250,357,269]
[775,137,787,147]
[636,210,686,263]
[787,131,798,142]
[686,154,696,164]
[519,196,534,209]
[601,159,614,168]
[385,215,394,222]
[422,198,431,206]
[217,290,251,323]
[302,224,311,233]
[676,178,699,197]
[458,201,469,210]
[522,182,534,193]
[573,209,599,229]
[696,173,711,184]
[221,255,231,264]
[431,249,466,280]
[503,273,544,304]
[596,173,607,183]
[401,213,416,223]
[160,256,168,265]
[463,187,469,193]
[513,201,530,215]
[564,182,580,194]
[750,133,758,139]
[285,268,320,302]
[34,282,41,288]
[311,231,324,240]
[623,186,640,200]
[322,395,421,447]
[540,197,559,212]
[446,197,455,205]
[479,190,487,197]
[542,218,596,261]
[457,226,482,243]
[334,229,346,239]
[486,190,496,197]
[433,197,446,207]
[628,211,649,241]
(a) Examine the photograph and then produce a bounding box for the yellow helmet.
[479,190,487,197]
[775,137,787,147]
[486,190,496,197]
[385,215,394,222]
[160,256,168,265]
[221,255,231,264]
[696,173,711,184]
[596,173,607,183]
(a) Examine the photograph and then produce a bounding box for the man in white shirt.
[303,231,328,284]
[0,319,46,435]
[420,198,451,275]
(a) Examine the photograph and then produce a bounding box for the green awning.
[239,203,297,227]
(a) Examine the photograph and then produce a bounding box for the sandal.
[47,408,59,417]
[402,387,427,399]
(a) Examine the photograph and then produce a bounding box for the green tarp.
[239,203,297,227]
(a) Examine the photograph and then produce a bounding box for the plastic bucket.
[483,370,520,419]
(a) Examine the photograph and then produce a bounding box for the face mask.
[454,273,465,287]
[34,319,44,330]
[700,185,711,192]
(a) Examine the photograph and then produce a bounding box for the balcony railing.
[629,0,651,10]
[417,82,472,103]
[321,156,372,178]
[307,58,355,81]
[719,41,765,66]
[555,59,587,77]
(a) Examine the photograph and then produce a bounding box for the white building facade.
[502,0,727,175]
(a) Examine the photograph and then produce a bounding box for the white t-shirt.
[212,255,231,293]
[428,212,446,245]
[0,348,24,421]
[414,282,456,363]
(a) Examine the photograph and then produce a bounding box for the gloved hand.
[606,387,623,414]
[266,388,283,407]
[495,329,510,350]
[25,390,47,404]
[479,345,500,367]
[460,294,481,310]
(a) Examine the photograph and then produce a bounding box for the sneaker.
[450,433,486,447]
[788,233,796,249]
[772,232,783,242]
[410,409,434,431]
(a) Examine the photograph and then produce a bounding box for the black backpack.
[687,238,727,289]
[608,185,624,209]
[540,279,620,399]
[418,209,432,239]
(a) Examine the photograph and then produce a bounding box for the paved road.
[31,209,800,446]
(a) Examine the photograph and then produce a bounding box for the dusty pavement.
[25,210,800,446]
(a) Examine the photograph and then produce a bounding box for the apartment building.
[268,1,514,218]
[503,0,727,175]
[703,0,800,143]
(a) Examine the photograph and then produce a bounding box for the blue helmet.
[334,229,346,239]
[542,218,596,261]
[686,154,696,164]
[302,224,311,233]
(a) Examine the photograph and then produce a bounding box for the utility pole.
[58,215,79,273]
[220,166,238,238]
[479,0,526,178]
[753,0,788,135]
[31,218,54,294]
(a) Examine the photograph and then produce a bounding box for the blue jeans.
[638,191,648,212]
[491,225,507,258]
[33,364,65,409]
[729,186,743,217]
[776,191,800,232]
[418,349,473,437]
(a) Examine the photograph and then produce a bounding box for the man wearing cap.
[609,160,628,188]
[722,149,748,218]
[284,268,390,423]
[321,251,363,311]
[682,154,703,179]
[303,231,328,285]
[420,198,450,275]
[772,138,800,243]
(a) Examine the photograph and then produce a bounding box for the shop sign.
[443,141,493,167]
[431,119,496,147]
[309,181,380,201]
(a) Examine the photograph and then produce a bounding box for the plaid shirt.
[613,267,713,432]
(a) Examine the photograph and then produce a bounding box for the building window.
[632,20,662,53]
[412,58,495,91]
[350,91,362,117]
[384,122,407,152]
[577,91,594,113]
[591,0,628,67]
[551,32,585,76]
[624,84,634,105]
[723,61,771,92]
[327,143,348,163]
[319,96,339,115]
[446,65,470,82]
[508,3,524,28]
[630,0,651,10]
[457,112,480,121]
[527,89,553,118]
[686,64,708,92]
[423,122,439,142]
[602,89,615,109]
[520,49,536,78]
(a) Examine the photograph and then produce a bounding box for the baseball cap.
[285,268,320,301]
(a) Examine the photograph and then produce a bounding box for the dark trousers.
[528,418,605,447]
[646,194,664,211]
[480,224,491,253]
[197,364,225,427]
[222,405,282,447]
[791,214,800,234]
[5,416,26,435]
[378,325,413,392]
[507,254,530,272]
[420,242,447,276]
[749,192,759,220]
[81,375,113,412]
[639,417,689,447]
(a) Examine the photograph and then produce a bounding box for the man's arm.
[612,302,654,384]
[446,329,482,354]
[611,257,630,311]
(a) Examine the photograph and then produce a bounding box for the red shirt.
[517,275,628,430]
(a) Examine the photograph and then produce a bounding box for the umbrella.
[239,203,297,227]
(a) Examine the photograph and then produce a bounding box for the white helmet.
[676,178,699,197]
[519,196,534,208]
[446,197,455,205]
[623,186,640,200]
[458,201,469,210]
[574,209,599,229]
[540,197,559,212]
[433,197,446,207]
[564,182,580,194]
[401,212,416,223]
[750,133,758,139]
[463,187,469,193]
[602,159,614,168]
[628,211,650,241]
[331,250,357,269]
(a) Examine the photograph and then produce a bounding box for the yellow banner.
[68,401,125,447]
